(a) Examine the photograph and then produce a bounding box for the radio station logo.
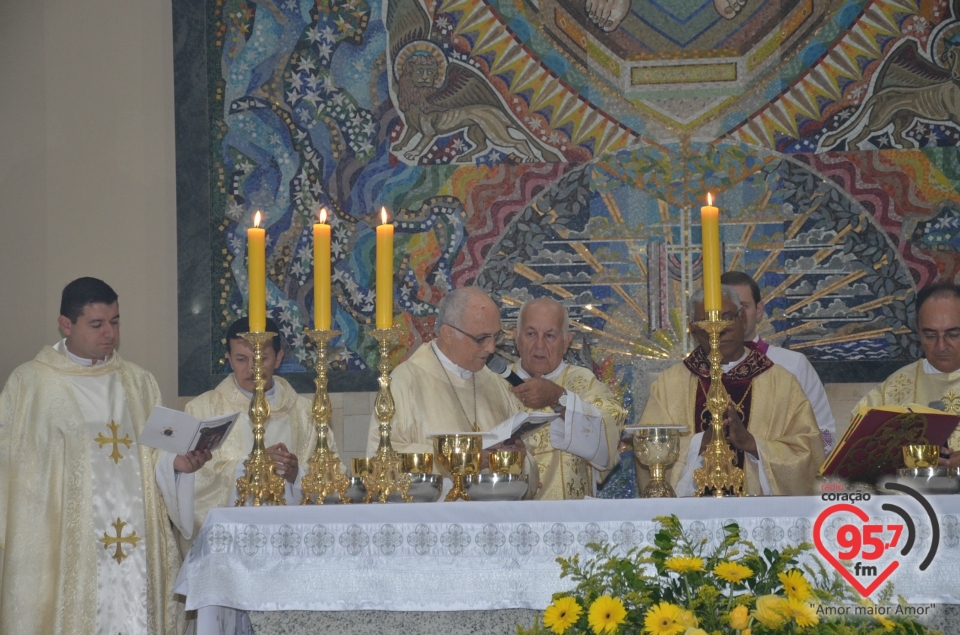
[814,483,939,597]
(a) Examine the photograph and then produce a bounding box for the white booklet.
[139,406,241,455]
[481,411,559,450]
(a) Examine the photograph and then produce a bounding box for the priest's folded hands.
[699,399,759,458]
[266,442,299,483]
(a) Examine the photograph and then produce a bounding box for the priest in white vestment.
[509,298,625,499]
[854,283,960,467]
[638,285,825,496]
[722,271,837,452]
[157,317,322,551]
[0,277,185,635]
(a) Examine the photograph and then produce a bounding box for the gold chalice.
[489,450,523,475]
[351,458,371,477]
[633,427,682,498]
[401,453,434,474]
[903,445,940,469]
[432,434,483,501]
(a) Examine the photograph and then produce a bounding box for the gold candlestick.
[363,325,412,503]
[235,331,287,506]
[301,329,351,504]
[692,311,745,497]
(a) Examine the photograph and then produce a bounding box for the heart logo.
[813,503,900,597]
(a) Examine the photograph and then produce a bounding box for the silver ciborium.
[633,426,683,498]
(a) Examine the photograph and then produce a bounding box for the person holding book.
[637,285,825,496]
[509,297,626,499]
[721,271,836,453]
[0,277,186,634]
[157,316,323,552]
[854,282,960,469]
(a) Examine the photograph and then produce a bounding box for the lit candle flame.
[381,207,388,225]
[254,211,262,227]
[319,208,327,224]
[707,192,713,206]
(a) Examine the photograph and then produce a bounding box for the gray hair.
[517,297,569,334]
[435,287,490,334]
[688,284,744,318]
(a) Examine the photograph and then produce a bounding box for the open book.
[481,411,559,450]
[139,406,241,455]
[819,404,960,482]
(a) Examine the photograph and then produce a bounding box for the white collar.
[922,358,960,379]
[721,349,749,373]
[431,341,473,379]
[54,338,110,367]
[232,374,277,400]
[515,360,567,380]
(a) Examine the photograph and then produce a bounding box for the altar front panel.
[175,495,960,614]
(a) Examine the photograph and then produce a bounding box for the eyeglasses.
[920,329,960,344]
[446,323,505,347]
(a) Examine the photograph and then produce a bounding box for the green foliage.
[519,515,940,635]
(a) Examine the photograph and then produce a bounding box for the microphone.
[486,355,525,387]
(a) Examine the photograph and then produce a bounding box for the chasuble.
[855,359,960,451]
[367,342,519,455]
[161,375,319,550]
[638,347,824,496]
[512,362,626,499]
[0,345,184,635]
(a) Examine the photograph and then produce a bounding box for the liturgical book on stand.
[819,404,960,483]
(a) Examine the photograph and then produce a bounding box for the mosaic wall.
[175,0,960,397]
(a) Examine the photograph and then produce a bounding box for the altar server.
[854,282,960,468]
[637,285,824,496]
[0,277,185,635]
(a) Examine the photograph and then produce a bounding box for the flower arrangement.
[519,515,938,635]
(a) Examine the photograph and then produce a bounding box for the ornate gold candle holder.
[363,325,412,503]
[235,331,287,506]
[300,329,351,504]
[692,311,745,497]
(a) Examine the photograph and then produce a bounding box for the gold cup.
[432,434,483,501]
[903,445,940,469]
[401,453,434,474]
[489,450,523,475]
[351,458,371,477]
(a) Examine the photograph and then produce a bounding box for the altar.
[174,495,960,634]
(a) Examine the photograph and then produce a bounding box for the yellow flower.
[778,569,813,602]
[713,561,753,584]
[542,596,583,634]
[677,609,697,629]
[683,629,707,635]
[642,602,684,635]
[742,630,751,635]
[877,615,896,632]
[728,605,750,630]
[778,597,819,628]
[664,555,705,574]
[751,594,787,629]
[588,595,627,635]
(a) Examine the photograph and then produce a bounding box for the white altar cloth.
[174,495,960,620]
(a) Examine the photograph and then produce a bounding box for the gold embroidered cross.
[100,518,142,564]
[95,421,132,464]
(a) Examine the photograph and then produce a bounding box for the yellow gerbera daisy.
[664,555,705,574]
[778,597,819,628]
[588,595,627,635]
[778,569,813,602]
[728,604,750,630]
[542,596,583,634]
[683,629,707,635]
[751,594,787,629]
[713,561,753,584]
[642,602,684,635]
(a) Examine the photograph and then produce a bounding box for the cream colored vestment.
[513,362,626,500]
[0,345,184,635]
[854,359,960,451]
[638,359,825,496]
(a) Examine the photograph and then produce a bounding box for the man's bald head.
[435,287,503,372]
[517,297,569,334]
